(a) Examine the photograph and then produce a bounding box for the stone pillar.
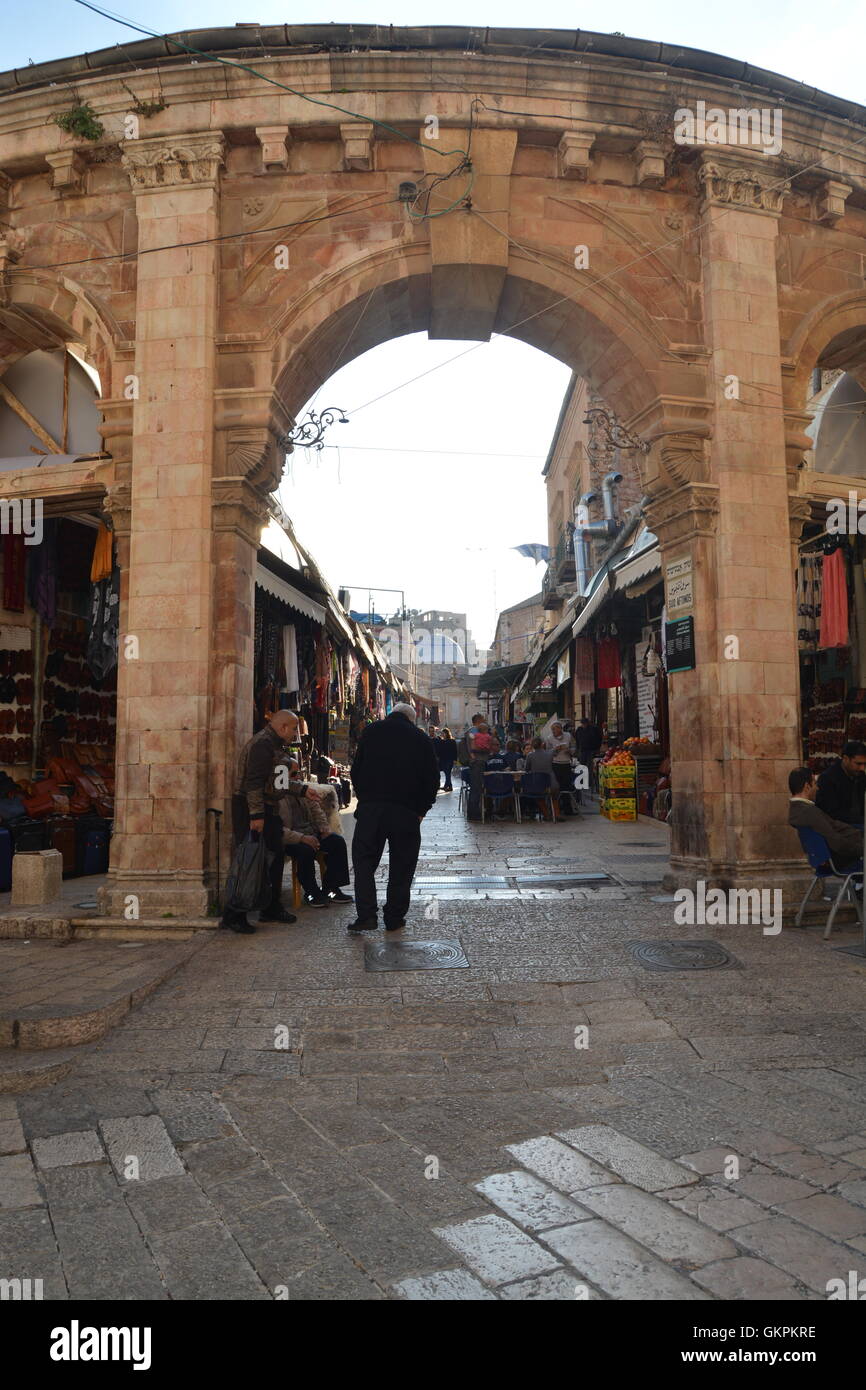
[99,133,225,920]
[207,411,288,889]
[650,156,803,891]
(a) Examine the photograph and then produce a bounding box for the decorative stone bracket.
[817,178,852,226]
[340,122,374,172]
[255,126,291,172]
[644,480,720,550]
[46,150,86,196]
[557,130,595,180]
[634,140,666,188]
[0,233,22,306]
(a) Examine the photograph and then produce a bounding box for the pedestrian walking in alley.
[546,721,578,815]
[434,726,458,791]
[347,702,440,932]
[277,756,353,907]
[221,709,322,934]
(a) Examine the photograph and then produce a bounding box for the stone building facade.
[1,26,866,915]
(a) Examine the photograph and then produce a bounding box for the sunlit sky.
[7,1,865,644]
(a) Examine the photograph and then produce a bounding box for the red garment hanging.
[596,636,622,689]
[819,548,849,649]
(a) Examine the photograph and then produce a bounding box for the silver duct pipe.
[573,490,596,594]
[600,462,623,524]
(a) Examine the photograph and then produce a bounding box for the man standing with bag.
[348,703,440,933]
[221,709,321,935]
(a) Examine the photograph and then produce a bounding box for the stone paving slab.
[4,796,866,1298]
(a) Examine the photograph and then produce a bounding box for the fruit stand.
[623,737,664,813]
[599,749,637,822]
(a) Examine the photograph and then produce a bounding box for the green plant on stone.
[52,102,104,141]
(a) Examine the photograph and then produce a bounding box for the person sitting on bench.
[276,757,352,907]
[788,766,863,870]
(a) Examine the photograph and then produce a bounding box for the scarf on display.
[86,566,120,679]
[27,517,57,625]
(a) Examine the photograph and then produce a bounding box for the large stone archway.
[2,25,866,916]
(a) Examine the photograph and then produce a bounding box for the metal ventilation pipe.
[573,491,596,594]
[600,463,624,524]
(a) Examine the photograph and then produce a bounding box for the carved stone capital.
[634,140,666,188]
[817,178,852,226]
[215,424,282,494]
[653,431,710,489]
[788,493,813,544]
[340,122,374,172]
[211,476,271,547]
[0,233,23,307]
[784,413,814,482]
[121,133,225,191]
[557,130,595,180]
[255,126,291,172]
[698,156,790,214]
[644,482,720,550]
[103,470,132,540]
[46,150,87,196]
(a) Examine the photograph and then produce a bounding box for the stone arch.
[263,238,701,468]
[1,269,125,403]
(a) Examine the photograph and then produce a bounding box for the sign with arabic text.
[665,555,694,614]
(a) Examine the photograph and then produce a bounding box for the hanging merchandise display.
[86,566,120,681]
[597,634,622,689]
[796,551,822,651]
[818,544,849,649]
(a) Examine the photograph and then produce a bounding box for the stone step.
[0,931,212,1051]
[0,1045,85,1093]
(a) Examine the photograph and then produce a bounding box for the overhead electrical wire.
[71,0,470,163]
[17,192,403,273]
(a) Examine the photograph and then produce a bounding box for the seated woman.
[275,757,352,907]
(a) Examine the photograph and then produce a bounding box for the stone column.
[650,156,803,891]
[99,133,225,921]
[208,408,289,890]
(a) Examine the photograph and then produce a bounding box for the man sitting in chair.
[276,757,352,908]
[788,767,863,869]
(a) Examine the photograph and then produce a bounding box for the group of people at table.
[788,740,866,871]
[430,713,602,823]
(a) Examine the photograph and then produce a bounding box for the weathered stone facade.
[1,26,865,912]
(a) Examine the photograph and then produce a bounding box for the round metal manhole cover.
[364,938,470,972]
[629,939,737,972]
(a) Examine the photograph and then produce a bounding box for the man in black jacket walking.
[348,703,440,933]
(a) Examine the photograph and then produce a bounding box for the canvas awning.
[476,662,528,694]
[254,564,326,625]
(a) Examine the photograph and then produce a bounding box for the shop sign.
[665,616,696,673]
[665,555,694,614]
[330,716,351,761]
[533,672,555,692]
[556,650,571,687]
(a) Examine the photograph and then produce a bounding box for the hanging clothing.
[86,566,119,679]
[819,547,849,649]
[27,518,57,626]
[89,523,113,583]
[3,534,25,612]
[796,552,823,651]
[283,624,299,693]
[596,635,622,689]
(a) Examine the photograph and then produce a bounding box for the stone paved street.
[2,793,866,1299]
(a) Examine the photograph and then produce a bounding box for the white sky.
[8,1,865,643]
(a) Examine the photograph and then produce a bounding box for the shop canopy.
[515,608,576,697]
[476,662,528,695]
[254,562,327,626]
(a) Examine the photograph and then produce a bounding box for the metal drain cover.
[364,939,469,972]
[415,877,507,887]
[517,874,610,888]
[628,939,740,971]
[833,944,866,959]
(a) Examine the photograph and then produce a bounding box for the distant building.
[491,592,545,667]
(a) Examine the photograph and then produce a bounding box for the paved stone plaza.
[2,795,866,1300]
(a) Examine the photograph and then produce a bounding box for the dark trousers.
[440,760,455,790]
[554,762,576,811]
[352,800,421,926]
[285,833,349,895]
[224,795,285,921]
[467,758,487,820]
